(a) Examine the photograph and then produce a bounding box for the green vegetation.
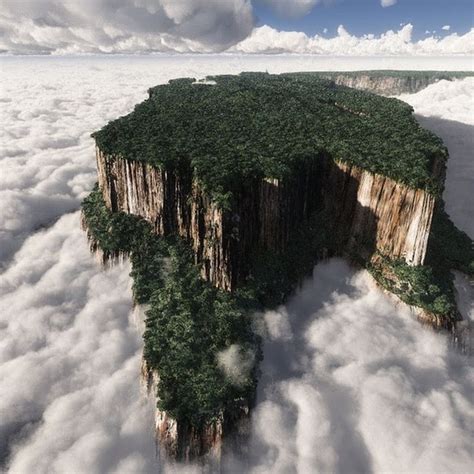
[368,254,458,319]
[144,248,259,425]
[93,72,448,198]
[82,186,166,303]
[427,205,474,277]
[368,205,473,322]
[82,186,261,426]
[82,183,338,426]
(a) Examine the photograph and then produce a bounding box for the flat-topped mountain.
[81,72,473,464]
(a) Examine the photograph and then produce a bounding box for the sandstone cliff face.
[96,148,233,289]
[96,148,322,290]
[96,147,434,291]
[320,74,445,96]
[321,159,435,265]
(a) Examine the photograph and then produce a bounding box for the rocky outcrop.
[318,74,455,96]
[86,72,474,465]
[96,148,435,291]
[141,358,250,464]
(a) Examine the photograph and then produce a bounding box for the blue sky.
[254,0,474,39]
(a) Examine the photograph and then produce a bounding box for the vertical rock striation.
[96,147,435,292]
[318,74,451,96]
[321,159,435,265]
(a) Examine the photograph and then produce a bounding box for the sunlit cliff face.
[0,57,473,473]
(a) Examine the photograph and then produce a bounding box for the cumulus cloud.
[1,57,472,472]
[233,260,474,473]
[0,0,254,54]
[0,1,472,56]
[0,214,157,472]
[232,23,474,55]
[442,25,451,31]
[217,344,255,386]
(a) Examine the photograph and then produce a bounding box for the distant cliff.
[313,71,474,95]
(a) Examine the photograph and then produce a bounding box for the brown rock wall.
[96,147,435,290]
[324,74,443,96]
[322,160,435,265]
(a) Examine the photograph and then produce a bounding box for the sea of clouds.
[0,56,473,473]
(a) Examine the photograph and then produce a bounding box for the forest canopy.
[92,72,448,197]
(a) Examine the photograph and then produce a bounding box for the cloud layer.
[1,58,473,472]
[232,24,474,55]
[236,259,473,473]
[0,0,254,54]
[0,214,157,473]
[0,1,472,55]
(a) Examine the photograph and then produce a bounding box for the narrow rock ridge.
[96,147,435,291]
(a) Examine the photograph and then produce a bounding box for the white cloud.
[0,1,470,56]
[0,59,157,267]
[442,25,451,31]
[400,78,474,127]
[0,57,472,473]
[240,259,474,473]
[217,344,255,386]
[0,0,254,54]
[0,214,157,473]
[232,23,474,55]
[381,0,397,7]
